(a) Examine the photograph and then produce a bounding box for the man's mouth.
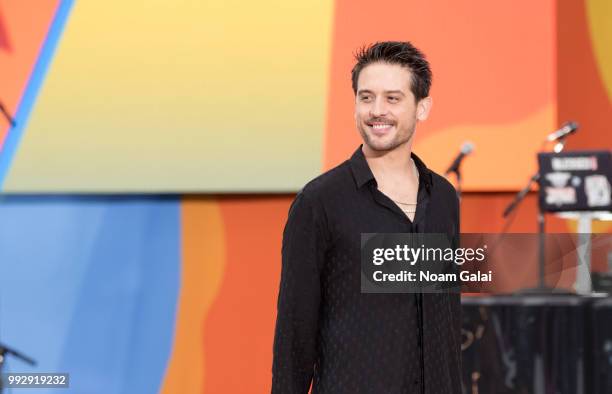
[367,122,394,133]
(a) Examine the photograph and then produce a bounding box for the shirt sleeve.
[272,191,327,394]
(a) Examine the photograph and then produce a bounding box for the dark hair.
[351,41,432,101]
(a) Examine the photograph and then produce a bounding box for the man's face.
[354,62,431,152]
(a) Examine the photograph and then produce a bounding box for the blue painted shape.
[0,195,180,394]
[0,0,74,189]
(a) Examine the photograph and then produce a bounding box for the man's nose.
[370,97,388,118]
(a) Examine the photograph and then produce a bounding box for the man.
[272,41,461,394]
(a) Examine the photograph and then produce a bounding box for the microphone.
[546,121,578,141]
[445,141,474,175]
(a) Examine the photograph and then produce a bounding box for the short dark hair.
[351,41,432,101]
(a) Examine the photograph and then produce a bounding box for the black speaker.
[462,295,589,394]
[591,298,612,394]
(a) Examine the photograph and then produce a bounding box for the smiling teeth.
[372,124,392,129]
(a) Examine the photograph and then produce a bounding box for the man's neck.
[362,141,414,181]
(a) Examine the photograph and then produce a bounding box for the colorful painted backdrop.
[0,0,610,393]
[3,0,598,192]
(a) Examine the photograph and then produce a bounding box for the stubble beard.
[359,121,416,153]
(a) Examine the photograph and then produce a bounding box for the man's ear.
[416,97,432,121]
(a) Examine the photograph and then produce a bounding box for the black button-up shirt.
[272,146,462,394]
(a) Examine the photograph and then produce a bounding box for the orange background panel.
[0,0,58,149]
[203,197,292,393]
[166,194,612,394]
[324,0,555,191]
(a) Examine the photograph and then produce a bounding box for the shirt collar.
[349,144,433,190]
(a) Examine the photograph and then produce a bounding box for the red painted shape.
[0,7,11,52]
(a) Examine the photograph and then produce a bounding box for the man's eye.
[360,96,372,102]
[388,96,400,102]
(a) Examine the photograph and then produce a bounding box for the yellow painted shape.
[414,103,555,191]
[5,0,333,192]
[586,0,612,101]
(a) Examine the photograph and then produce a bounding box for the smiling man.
[272,41,462,394]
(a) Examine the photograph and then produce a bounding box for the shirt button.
[414,379,419,385]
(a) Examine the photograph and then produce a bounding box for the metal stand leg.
[574,215,592,294]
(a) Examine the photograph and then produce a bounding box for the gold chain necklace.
[391,158,419,207]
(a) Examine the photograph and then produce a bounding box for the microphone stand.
[503,173,551,292]
[0,343,36,393]
[0,101,16,127]
[446,157,465,200]
[503,172,540,218]
[503,142,573,294]
[448,168,463,200]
